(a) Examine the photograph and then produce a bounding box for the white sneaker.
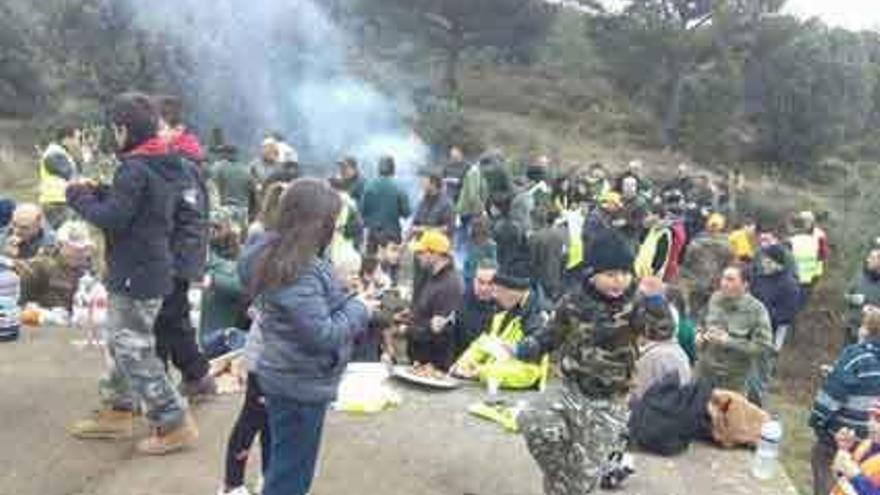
[217,486,252,495]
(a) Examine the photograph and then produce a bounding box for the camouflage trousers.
[98,294,187,429]
[518,386,630,495]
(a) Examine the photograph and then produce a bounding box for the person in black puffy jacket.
[66,92,197,455]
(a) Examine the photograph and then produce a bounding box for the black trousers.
[811,435,836,495]
[154,277,209,383]
[408,329,453,370]
[225,373,271,489]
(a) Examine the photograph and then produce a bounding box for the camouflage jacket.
[536,283,642,398]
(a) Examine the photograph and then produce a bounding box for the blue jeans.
[263,394,328,495]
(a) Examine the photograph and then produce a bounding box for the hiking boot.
[135,413,199,455]
[181,374,218,402]
[68,408,135,440]
[599,452,635,490]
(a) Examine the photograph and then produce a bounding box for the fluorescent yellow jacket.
[790,233,821,284]
[454,306,549,390]
[563,209,585,270]
[39,143,74,205]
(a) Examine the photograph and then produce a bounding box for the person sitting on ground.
[200,213,246,350]
[810,306,880,495]
[830,400,880,495]
[462,214,497,287]
[376,236,404,288]
[847,248,880,344]
[451,267,552,390]
[696,265,773,405]
[389,230,463,371]
[451,261,498,358]
[630,286,691,405]
[750,244,802,351]
[351,256,392,363]
[361,155,411,254]
[13,220,95,311]
[681,213,732,321]
[1,203,56,260]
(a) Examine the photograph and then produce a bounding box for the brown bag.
[706,389,770,448]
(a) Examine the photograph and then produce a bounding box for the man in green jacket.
[209,145,252,230]
[361,156,411,254]
[697,264,773,404]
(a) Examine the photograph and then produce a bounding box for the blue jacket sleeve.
[66,163,143,231]
[280,270,369,353]
[851,474,880,495]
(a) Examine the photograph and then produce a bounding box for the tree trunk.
[443,26,463,98]
[661,69,687,148]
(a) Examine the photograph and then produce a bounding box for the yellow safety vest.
[454,307,550,390]
[564,209,585,270]
[791,233,821,284]
[39,144,73,205]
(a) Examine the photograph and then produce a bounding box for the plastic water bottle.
[752,416,783,480]
[72,274,94,329]
[89,281,108,326]
[0,257,20,342]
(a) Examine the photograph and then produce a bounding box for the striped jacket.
[810,339,880,441]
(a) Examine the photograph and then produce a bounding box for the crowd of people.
[1,90,878,495]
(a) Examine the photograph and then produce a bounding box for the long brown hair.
[257,182,287,230]
[252,178,342,294]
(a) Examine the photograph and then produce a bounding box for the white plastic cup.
[487,376,500,398]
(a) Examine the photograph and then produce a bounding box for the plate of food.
[391,363,460,390]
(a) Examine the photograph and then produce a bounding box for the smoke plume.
[126,0,428,177]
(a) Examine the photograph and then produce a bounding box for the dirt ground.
[0,328,798,495]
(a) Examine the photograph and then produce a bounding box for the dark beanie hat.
[585,231,635,276]
[635,296,676,341]
[109,92,158,152]
[763,244,788,267]
[494,261,531,290]
[493,271,530,290]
